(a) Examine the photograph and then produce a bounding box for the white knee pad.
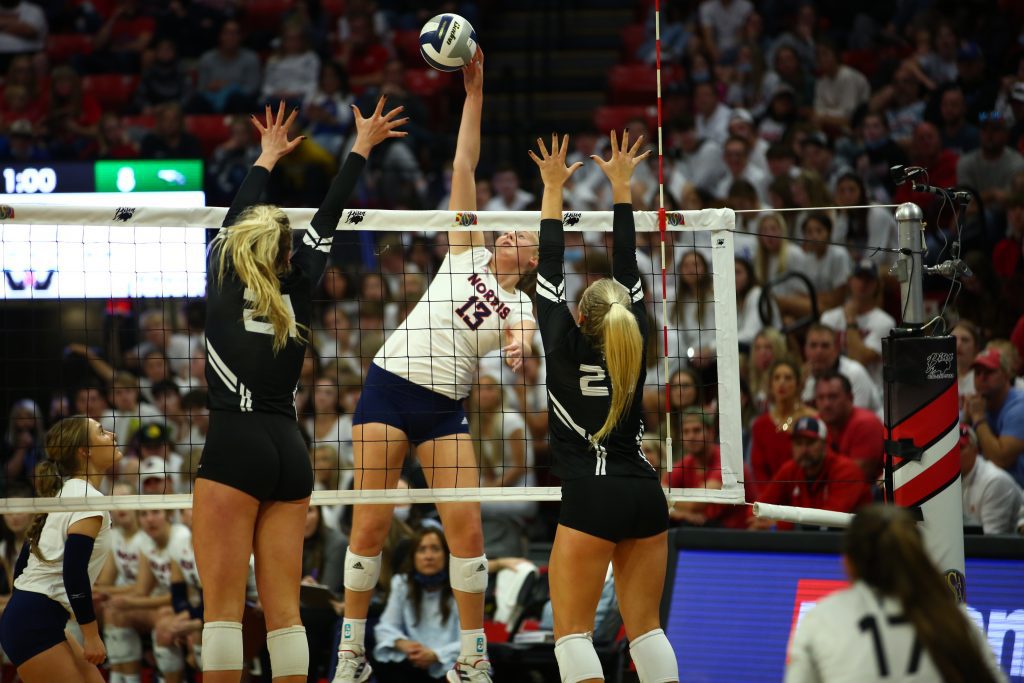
[449,553,489,593]
[554,633,603,683]
[103,625,142,665]
[629,629,678,683]
[152,635,185,674]
[343,549,382,592]
[202,621,243,672]
[267,626,309,677]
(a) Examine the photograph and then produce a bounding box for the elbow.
[452,159,476,176]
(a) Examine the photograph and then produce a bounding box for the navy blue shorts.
[352,364,470,446]
[0,589,70,666]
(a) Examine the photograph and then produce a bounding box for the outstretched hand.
[462,47,484,97]
[351,95,409,158]
[252,101,304,164]
[591,129,651,188]
[528,133,583,188]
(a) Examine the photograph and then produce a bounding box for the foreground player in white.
[530,131,678,683]
[336,50,537,683]
[0,417,121,683]
[786,504,1005,683]
[192,99,406,683]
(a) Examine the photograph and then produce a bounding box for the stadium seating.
[593,105,658,135]
[185,114,231,157]
[47,34,93,64]
[81,74,139,112]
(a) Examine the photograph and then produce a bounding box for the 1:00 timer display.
[2,167,58,194]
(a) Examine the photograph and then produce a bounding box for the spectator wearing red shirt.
[84,0,155,74]
[336,12,389,94]
[752,416,872,530]
[892,121,959,211]
[750,358,816,493]
[814,371,884,482]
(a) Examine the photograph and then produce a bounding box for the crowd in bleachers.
[2,0,1024,680]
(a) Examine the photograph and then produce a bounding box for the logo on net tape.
[945,569,966,603]
[113,207,136,222]
[563,212,582,227]
[4,269,55,291]
[344,210,366,225]
[926,352,955,380]
[666,211,685,227]
[0,205,14,219]
[454,211,478,226]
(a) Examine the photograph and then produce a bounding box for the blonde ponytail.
[579,279,643,442]
[215,205,307,353]
[28,416,91,562]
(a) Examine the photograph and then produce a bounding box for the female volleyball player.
[192,98,406,683]
[786,504,1004,683]
[529,130,679,683]
[0,416,121,683]
[336,50,538,683]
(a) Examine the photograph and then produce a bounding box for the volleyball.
[419,13,478,72]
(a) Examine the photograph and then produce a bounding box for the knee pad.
[103,625,142,665]
[151,636,185,674]
[343,549,382,592]
[202,621,243,672]
[449,553,488,594]
[267,626,309,677]
[629,629,678,683]
[554,633,603,683]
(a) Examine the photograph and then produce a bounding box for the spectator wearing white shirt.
[798,131,852,194]
[960,424,1023,534]
[0,0,46,65]
[777,213,851,321]
[727,108,768,172]
[694,81,732,146]
[483,164,534,212]
[665,114,727,200]
[714,135,770,203]
[125,309,193,380]
[261,21,321,105]
[802,324,882,413]
[820,259,895,388]
[812,39,870,134]
[735,257,778,348]
[752,212,810,299]
[832,173,899,267]
[698,0,753,63]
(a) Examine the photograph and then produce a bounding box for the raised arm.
[448,49,487,255]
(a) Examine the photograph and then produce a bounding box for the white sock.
[109,674,123,683]
[122,676,141,683]
[460,628,487,661]
[340,618,366,652]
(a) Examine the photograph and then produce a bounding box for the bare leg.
[17,638,87,683]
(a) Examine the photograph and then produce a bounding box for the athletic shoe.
[332,648,372,683]
[446,656,493,682]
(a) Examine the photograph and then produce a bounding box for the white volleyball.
[419,13,478,72]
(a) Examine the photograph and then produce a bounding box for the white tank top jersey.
[168,528,201,590]
[112,528,150,587]
[13,479,111,615]
[375,246,535,400]
[144,524,192,595]
[785,581,1005,683]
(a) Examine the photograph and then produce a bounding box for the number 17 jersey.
[375,246,534,400]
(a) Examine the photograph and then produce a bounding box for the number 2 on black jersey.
[859,614,922,677]
[456,296,491,330]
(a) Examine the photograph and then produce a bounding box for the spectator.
[694,80,731,146]
[957,110,1024,211]
[748,328,786,414]
[336,11,389,93]
[136,421,185,493]
[994,193,1024,282]
[72,384,109,421]
[42,64,100,139]
[752,416,871,529]
[965,347,1024,487]
[667,409,746,528]
[150,380,187,448]
[317,303,359,374]
[767,3,817,72]
[715,134,769,202]
[665,250,716,372]
[952,319,982,405]
[819,258,895,387]
[273,112,337,207]
[665,113,727,199]
[138,453,173,495]
[1008,82,1024,150]
[124,308,192,377]
[484,163,534,212]
[938,85,980,155]
[304,60,355,157]
[801,323,881,413]
[761,45,813,113]
[812,39,870,134]
[832,172,899,266]
[303,376,354,483]
[727,108,768,172]
[955,41,999,123]
[912,23,959,88]
[814,371,885,481]
[752,211,810,300]
[135,36,192,113]
[872,62,927,147]
[302,504,347,681]
[84,0,155,74]
[892,121,959,215]
[0,0,46,69]
[960,424,1022,535]
[90,111,139,159]
[0,82,40,132]
[261,20,321,106]
[698,0,753,63]
[190,19,262,115]
[799,212,851,313]
[735,256,778,348]
[179,388,208,478]
[758,83,799,144]
[139,101,202,160]
[373,527,461,681]
[0,116,44,160]
[206,114,261,205]
[749,358,817,491]
[1,398,44,490]
[798,131,851,192]
[99,370,162,447]
[853,111,909,202]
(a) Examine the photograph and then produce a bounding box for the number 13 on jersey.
[456,295,492,330]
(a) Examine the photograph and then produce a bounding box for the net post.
[884,201,966,602]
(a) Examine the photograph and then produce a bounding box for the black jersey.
[536,204,656,481]
[204,153,366,418]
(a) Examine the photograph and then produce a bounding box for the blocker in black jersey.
[197,152,366,501]
[536,203,657,481]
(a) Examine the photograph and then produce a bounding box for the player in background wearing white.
[786,504,1006,683]
[0,417,120,683]
[529,131,678,683]
[95,482,148,683]
[336,50,538,683]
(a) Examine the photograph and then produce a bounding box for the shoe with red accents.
[332,648,372,683]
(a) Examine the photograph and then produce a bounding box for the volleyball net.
[0,205,747,513]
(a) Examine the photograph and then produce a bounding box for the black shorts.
[559,476,669,543]
[0,589,70,666]
[197,410,313,501]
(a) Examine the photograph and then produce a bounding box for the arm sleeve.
[63,534,97,625]
[12,541,28,581]
[535,217,577,353]
[612,203,642,301]
[222,166,271,229]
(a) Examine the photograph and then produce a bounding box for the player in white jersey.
[337,51,538,683]
[0,416,120,682]
[786,505,1006,683]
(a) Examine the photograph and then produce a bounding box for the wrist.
[350,140,371,158]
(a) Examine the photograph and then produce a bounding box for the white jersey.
[112,528,150,587]
[143,524,192,595]
[820,306,896,387]
[13,479,111,616]
[168,527,201,590]
[375,247,534,400]
[786,581,1005,683]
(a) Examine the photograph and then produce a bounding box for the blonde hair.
[579,279,644,442]
[215,205,306,353]
[754,211,790,284]
[28,416,92,562]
